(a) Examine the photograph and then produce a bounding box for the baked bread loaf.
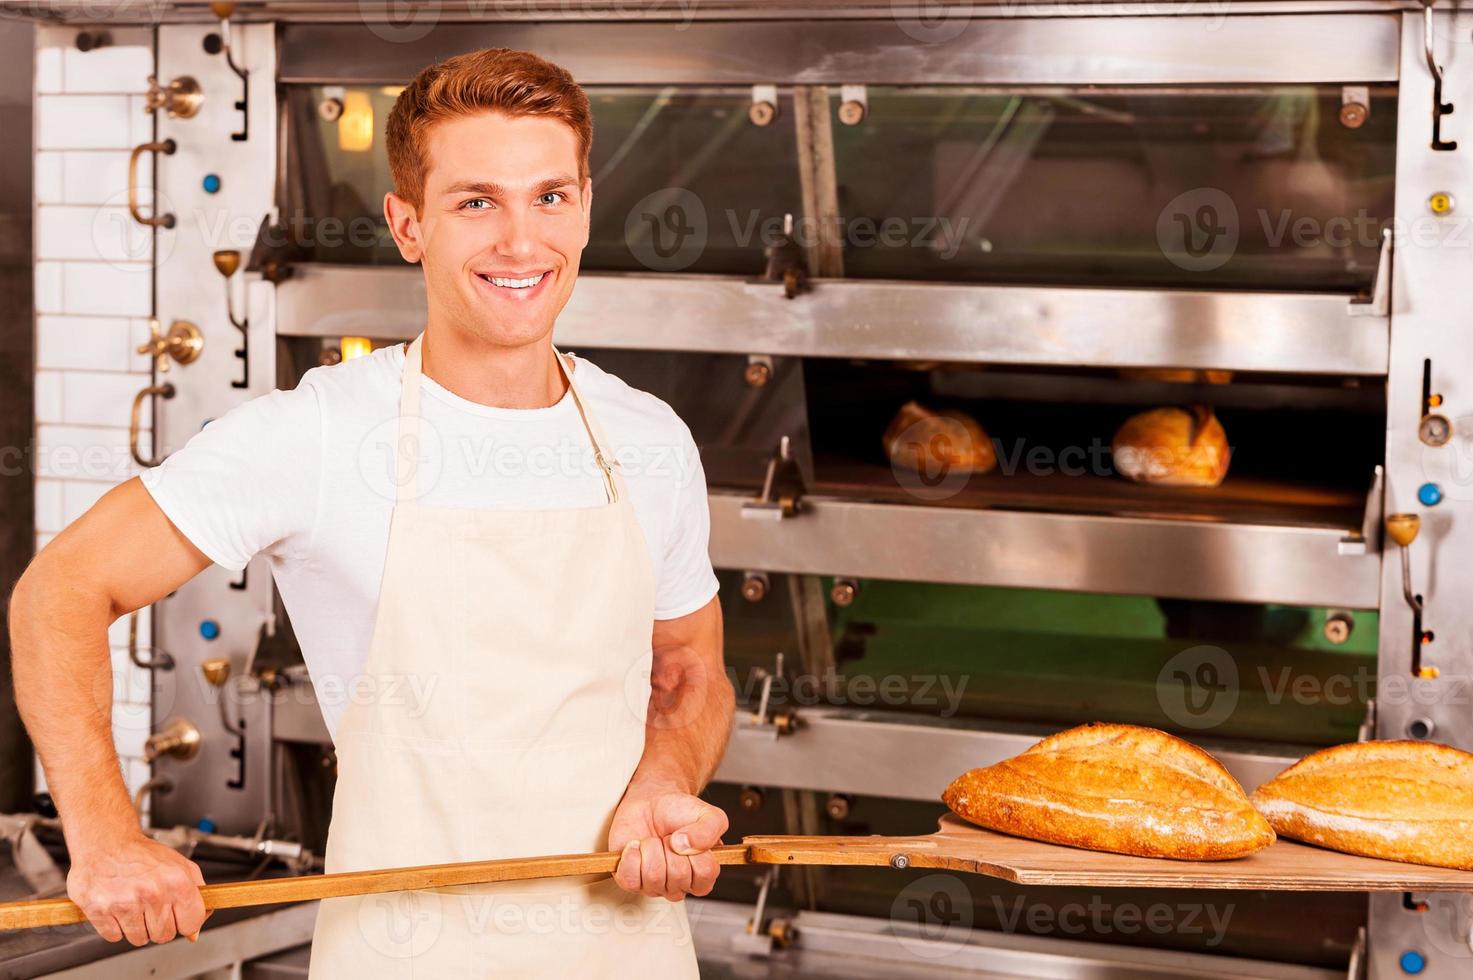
[884,400,996,475]
[942,723,1275,861]
[1112,405,1230,487]
[1251,740,1473,871]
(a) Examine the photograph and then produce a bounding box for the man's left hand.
[609,790,729,902]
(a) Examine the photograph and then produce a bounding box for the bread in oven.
[883,400,997,476]
[1111,405,1230,487]
[942,722,1275,861]
[1250,740,1473,871]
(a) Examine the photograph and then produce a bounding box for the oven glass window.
[829,86,1397,291]
[283,86,803,273]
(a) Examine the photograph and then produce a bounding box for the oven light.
[340,336,373,361]
[338,91,374,152]
[380,86,405,98]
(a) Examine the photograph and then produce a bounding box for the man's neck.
[417,326,570,410]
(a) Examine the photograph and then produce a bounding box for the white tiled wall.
[32,26,158,813]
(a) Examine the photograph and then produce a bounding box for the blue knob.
[1400,950,1427,974]
[202,174,222,194]
[196,818,217,833]
[1418,483,1443,507]
[199,619,220,641]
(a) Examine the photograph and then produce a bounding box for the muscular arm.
[609,595,734,900]
[9,477,214,944]
[630,595,731,797]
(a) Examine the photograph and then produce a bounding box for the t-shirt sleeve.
[653,419,721,620]
[138,382,322,572]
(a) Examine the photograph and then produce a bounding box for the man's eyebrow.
[442,175,578,197]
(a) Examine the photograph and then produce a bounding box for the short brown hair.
[386,47,593,216]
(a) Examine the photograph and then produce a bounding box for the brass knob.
[213,249,242,278]
[744,361,771,387]
[201,657,231,687]
[144,75,203,119]
[740,572,768,603]
[748,100,776,127]
[1338,102,1367,129]
[1386,513,1421,548]
[825,794,852,821]
[830,579,858,607]
[838,99,866,126]
[1323,611,1354,646]
[136,317,204,373]
[738,786,765,812]
[144,718,201,762]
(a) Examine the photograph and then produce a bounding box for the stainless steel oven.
[6,3,1471,977]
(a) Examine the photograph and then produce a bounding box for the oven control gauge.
[1419,413,1453,447]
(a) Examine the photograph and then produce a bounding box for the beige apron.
[307,331,700,978]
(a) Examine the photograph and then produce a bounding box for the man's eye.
[539,191,567,205]
[462,198,489,210]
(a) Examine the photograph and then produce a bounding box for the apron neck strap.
[397,332,624,504]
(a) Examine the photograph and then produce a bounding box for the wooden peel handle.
[0,843,755,932]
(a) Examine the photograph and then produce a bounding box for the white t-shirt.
[140,342,720,739]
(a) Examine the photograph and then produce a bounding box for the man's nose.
[493,206,539,261]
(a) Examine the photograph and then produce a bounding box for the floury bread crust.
[942,723,1276,861]
[1112,405,1231,487]
[1250,740,1473,871]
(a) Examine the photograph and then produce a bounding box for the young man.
[10,47,731,975]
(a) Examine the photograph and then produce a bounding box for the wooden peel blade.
[6,816,1473,932]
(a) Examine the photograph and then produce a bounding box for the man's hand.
[66,834,210,945]
[609,789,729,902]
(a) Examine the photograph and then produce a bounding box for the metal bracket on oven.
[1422,1,1458,151]
[1357,699,1377,743]
[742,436,806,520]
[1338,464,1384,556]
[1345,926,1368,979]
[739,652,798,740]
[731,866,797,957]
[205,3,250,142]
[1347,228,1391,318]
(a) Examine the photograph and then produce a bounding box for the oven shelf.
[707,484,1380,609]
[806,459,1366,531]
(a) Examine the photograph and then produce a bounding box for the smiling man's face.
[386,110,591,350]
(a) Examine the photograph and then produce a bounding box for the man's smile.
[474,268,554,304]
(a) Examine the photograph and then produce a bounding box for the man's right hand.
[66,834,209,945]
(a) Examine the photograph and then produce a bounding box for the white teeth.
[482,272,545,289]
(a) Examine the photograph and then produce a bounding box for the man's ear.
[384,190,424,264]
[580,177,592,246]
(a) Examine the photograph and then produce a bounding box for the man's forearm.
[627,644,734,798]
[9,561,142,853]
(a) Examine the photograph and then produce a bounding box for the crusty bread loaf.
[1112,405,1230,487]
[884,400,997,475]
[1250,740,1473,871]
[942,723,1275,861]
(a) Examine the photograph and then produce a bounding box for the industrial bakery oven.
[8,2,1471,978]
